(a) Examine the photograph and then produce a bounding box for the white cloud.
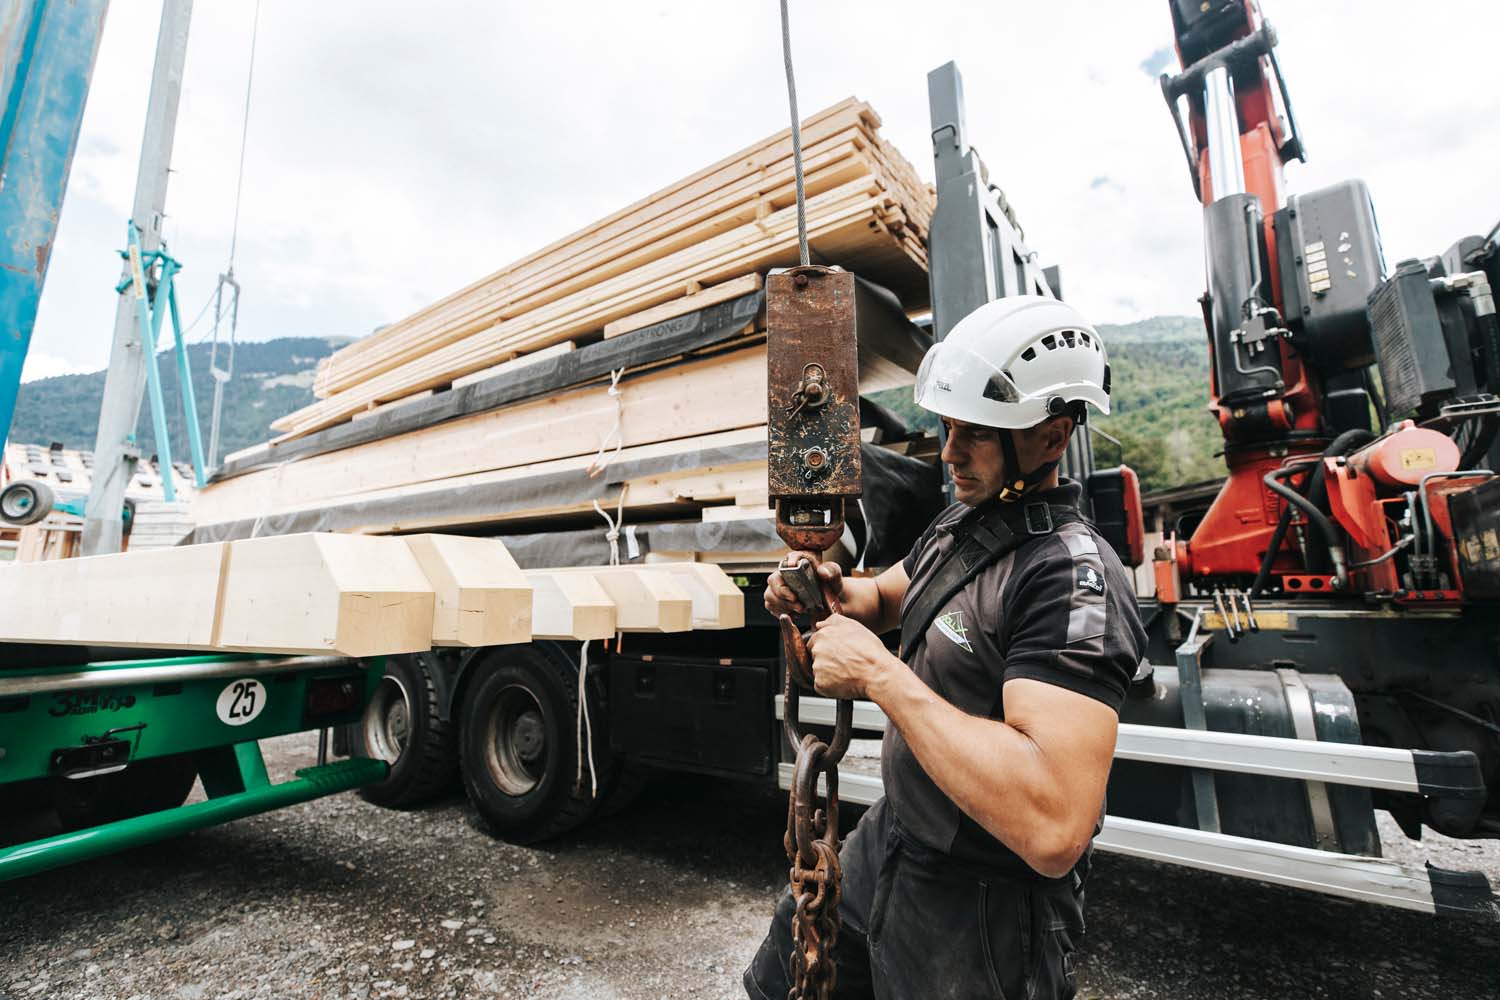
[27,0,1500,376]
[21,351,93,384]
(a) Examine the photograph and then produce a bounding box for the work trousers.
[744,798,1085,1000]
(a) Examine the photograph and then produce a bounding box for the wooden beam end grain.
[404,534,533,647]
[525,571,617,641]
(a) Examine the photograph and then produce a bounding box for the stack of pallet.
[192,99,939,568]
[126,501,196,550]
[0,444,199,562]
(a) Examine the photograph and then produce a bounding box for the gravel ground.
[3,731,1498,1000]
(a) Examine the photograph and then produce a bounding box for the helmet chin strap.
[996,428,1058,503]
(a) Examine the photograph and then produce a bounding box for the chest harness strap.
[899,500,1084,661]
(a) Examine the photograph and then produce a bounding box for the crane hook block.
[767,265,862,553]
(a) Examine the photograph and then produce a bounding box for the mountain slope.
[1092,316,1220,489]
[871,315,1219,490]
[10,338,344,461]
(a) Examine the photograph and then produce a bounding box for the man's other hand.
[806,613,896,700]
[764,553,844,616]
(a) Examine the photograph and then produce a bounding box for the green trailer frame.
[0,651,389,880]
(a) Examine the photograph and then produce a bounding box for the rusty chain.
[775,3,856,993]
[778,560,853,1000]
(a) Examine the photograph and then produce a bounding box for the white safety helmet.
[914,295,1111,429]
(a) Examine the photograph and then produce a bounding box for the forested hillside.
[1091,316,1221,489]
[10,338,344,460]
[12,317,1219,491]
[871,315,1220,491]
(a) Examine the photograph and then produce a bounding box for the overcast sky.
[22,0,1500,381]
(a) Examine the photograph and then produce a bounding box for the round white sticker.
[216,678,267,726]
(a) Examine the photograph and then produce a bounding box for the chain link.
[779,608,853,1000]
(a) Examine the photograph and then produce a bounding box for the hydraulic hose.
[1459,414,1499,470]
[1249,429,1373,597]
[1302,430,1374,572]
[1248,463,1310,599]
[1264,466,1347,589]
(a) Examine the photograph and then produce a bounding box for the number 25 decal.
[216,678,267,726]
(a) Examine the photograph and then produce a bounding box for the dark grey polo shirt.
[880,479,1145,874]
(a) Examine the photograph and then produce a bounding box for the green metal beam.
[0,654,382,784]
[0,757,386,882]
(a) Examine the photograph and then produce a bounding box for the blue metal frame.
[116,222,207,498]
[0,0,110,445]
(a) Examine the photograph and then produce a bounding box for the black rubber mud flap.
[1427,863,1499,921]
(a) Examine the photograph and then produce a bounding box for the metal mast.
[0,0,110,447]
[82,0,193,556]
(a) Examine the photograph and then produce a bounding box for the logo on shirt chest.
[934,610,973,653]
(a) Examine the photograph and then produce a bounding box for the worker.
[745,295,1146,1000]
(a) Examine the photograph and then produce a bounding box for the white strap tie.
[586,367,626,478]
[592,484,628,567]
[576,639,598,798]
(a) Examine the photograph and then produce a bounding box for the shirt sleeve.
[997,531,1139,712]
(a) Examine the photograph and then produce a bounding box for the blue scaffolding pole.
[117,223,206,500]
[0,0,111,446]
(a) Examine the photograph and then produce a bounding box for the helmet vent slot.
[1020,347,1037,362]
[1041,334,1058,351]
[982,371,1021,403]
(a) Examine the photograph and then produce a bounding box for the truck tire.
[458,646,607,844]
[353,654,458,808]
[52,753,198,831]
[0,480,54,526]
[595,759,652,819]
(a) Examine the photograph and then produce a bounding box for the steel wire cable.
[226,0,262,271]
[779,0,810,267]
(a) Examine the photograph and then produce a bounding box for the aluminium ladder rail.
[774,695,1497,920]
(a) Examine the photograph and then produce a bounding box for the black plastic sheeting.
[191,436,767,543]
[495,517,788,570]
[496,444,940,571]
[216,289,765,480]
[854,441,945,567]
[188,442,941,571]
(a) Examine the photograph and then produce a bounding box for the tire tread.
[356,655,459,809]
[459,645,610,844]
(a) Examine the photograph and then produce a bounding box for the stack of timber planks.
[193,99,939,570]
[273,98,931,440]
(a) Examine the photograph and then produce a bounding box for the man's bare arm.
[803,614,1117,876]
[765,559,909,635]
[844,564,908,634]
[871,669,1117,877]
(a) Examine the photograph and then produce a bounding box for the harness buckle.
[1024,502,1053,535]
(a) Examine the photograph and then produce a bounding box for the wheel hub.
[362,675,413,766]
[385,700,410,749]
[483,685,548,797]
[2,489,34,520]
[513,710,544,762]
